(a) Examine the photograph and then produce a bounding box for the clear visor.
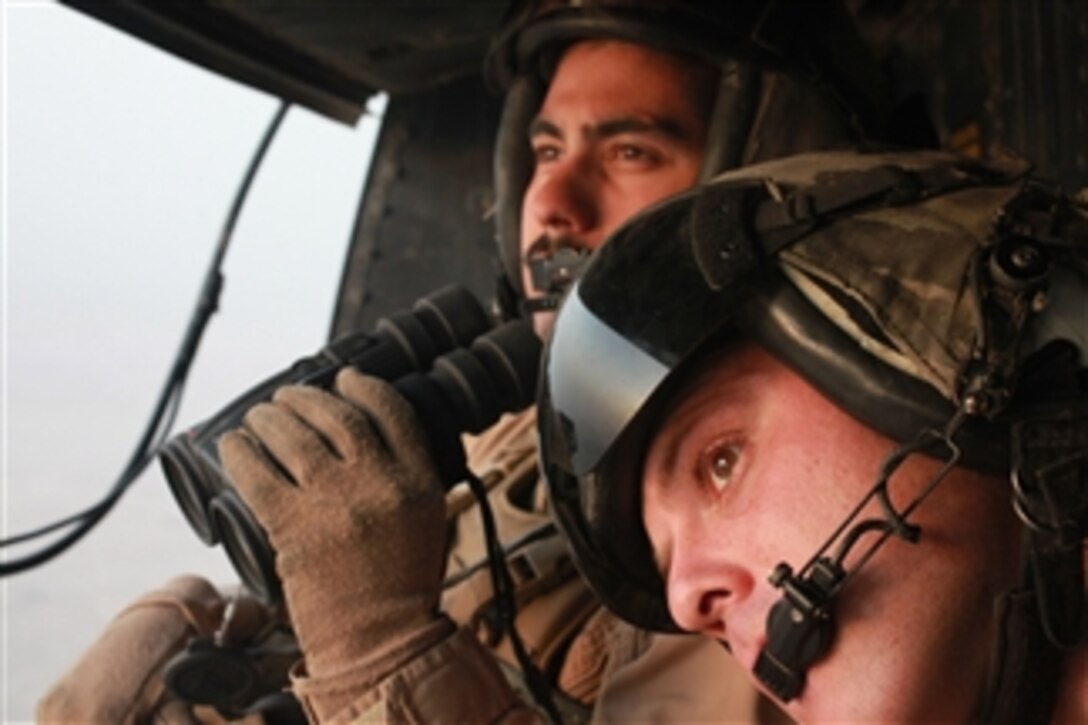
[543,283,670,475]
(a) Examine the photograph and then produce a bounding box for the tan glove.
[37,575,242,725]
[219,370,453,720]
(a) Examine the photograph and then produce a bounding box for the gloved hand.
[218,370,451,705]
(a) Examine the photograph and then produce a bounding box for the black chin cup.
[754,558,843,702]
[521,295,562,315]
[522,247,590,315]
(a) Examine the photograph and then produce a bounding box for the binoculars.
[159,285,541,603]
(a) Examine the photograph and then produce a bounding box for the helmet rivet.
[1031,290,1049,312]
[990,236,1049,289]
[964,393,988,415]
[1010,244,1040,270]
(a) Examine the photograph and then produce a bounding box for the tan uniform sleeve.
[293,624,543,724]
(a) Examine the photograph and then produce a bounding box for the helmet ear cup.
[699,63,763,179]
[494,75,544,297]
[740,71,870,165]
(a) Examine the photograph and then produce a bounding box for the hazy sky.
[3,1,384,719]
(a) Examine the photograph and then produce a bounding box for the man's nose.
[527,157,599,238]
[666,551,755,639]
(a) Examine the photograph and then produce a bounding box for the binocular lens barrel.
[158,285,543,605]
[159,435,222,544]
[209,489,281,604]
[218,318,541,603]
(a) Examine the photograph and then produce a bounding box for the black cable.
[463,470,562,724]
[1,101,291,575]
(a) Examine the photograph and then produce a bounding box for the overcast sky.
[3,2,384,719]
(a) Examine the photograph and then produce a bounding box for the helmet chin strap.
[754,413,968,702]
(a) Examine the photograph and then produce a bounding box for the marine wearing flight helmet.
[537,148,1088,722]
[486,0,902,326]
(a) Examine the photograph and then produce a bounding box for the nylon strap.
[690,160,1005,291]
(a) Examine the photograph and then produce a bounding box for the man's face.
[519,39,712,335]
[641,343,1022,722]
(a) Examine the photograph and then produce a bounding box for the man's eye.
[532,144,560,163]
[607,142,663,169]
[702,442,742,493]
[612,143,655,162]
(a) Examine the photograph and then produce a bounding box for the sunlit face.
[641,343,1022,722]
[520,39,713,336]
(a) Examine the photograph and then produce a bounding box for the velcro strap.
[690,160,1010,291]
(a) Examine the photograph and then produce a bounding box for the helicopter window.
[4,6,386,719]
